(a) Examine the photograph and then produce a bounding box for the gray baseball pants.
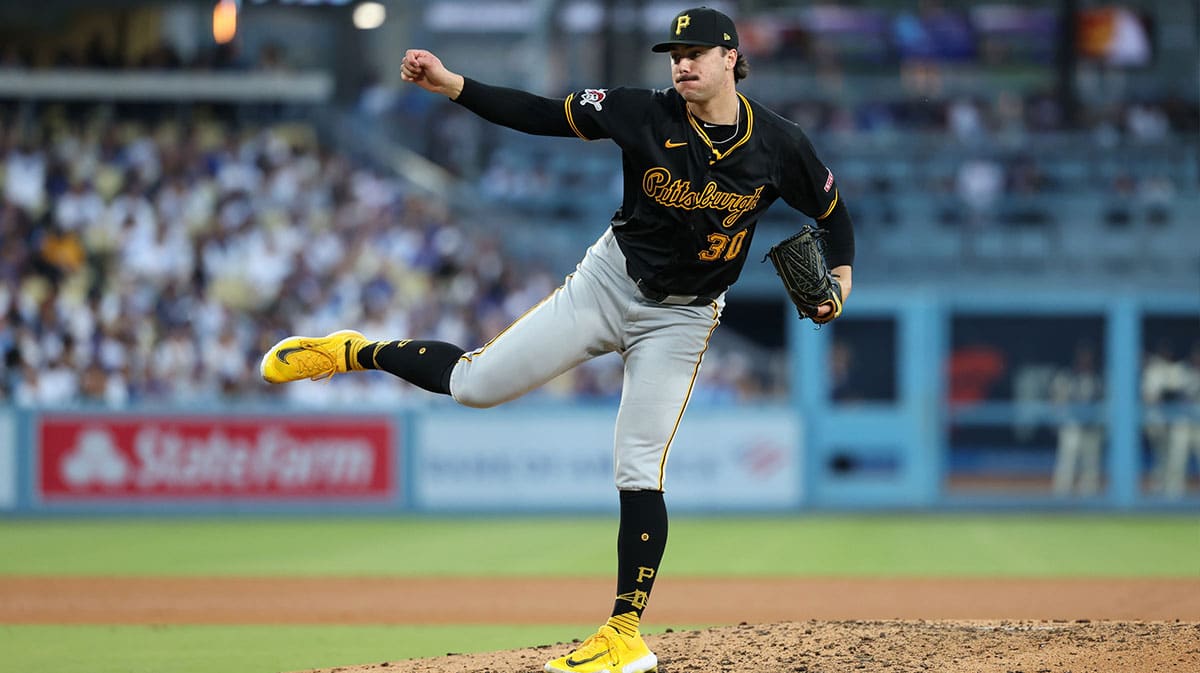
[448,227,724,490]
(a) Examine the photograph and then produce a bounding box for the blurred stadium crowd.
[0,108,565,407]
[0,106,773,407]
[0,0,1197,415]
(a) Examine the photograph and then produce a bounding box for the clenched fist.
[400,49,465,100]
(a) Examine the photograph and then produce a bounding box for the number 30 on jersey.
[699,230,748,262]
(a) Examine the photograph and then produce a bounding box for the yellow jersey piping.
[817,188,839,220]
[656,301,721,490]
[563,94,590,140]
[687,93,754,162]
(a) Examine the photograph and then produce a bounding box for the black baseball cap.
[651,7,739,53]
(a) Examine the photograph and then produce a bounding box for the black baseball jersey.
[561,86,841,297]
[453,79,851,298]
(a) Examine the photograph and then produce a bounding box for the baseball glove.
[764,225,843,324]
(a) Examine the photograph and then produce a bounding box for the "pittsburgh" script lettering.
[642,167,764,227]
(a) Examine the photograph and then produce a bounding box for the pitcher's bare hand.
[400,49,465,100]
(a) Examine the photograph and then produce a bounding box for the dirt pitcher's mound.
[293,620,1200,673]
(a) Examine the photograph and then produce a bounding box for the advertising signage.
[37,414,396,502]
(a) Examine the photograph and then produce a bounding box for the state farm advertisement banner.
[37,415,396,501]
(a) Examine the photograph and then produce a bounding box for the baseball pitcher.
[262,7,855,673]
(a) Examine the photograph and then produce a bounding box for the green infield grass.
[2,514,1196,673]
[0,624,609,673]
[0,514,1196,577]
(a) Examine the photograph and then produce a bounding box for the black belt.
[636,280,719,307]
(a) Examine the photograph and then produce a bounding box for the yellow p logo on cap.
[675,14,690,35]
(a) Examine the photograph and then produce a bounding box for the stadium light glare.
[353,2,387,30]
[213,0,238,44]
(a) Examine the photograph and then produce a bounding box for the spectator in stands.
[55,178,105,232]
[4,136,46,215]
[1125,102,1170,143]
[946,95,985,143]
[36,222,87,282]
[955,154,1005,228]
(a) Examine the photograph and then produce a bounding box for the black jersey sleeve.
[777,125,839,221]
[776,123,855,267]
[816,198,855,268]
[452,77,577,137]
[560,87,654,143]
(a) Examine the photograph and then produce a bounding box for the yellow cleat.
[544,625,657,673]
[260,330,370,383]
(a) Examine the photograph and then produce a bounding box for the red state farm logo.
[61,428,131,488]
[39,417,396,500]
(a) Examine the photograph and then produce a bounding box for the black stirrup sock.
[357,340,465,395]
[608,489,668,634]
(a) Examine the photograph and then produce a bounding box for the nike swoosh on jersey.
[275,347,305,364]
[664,139,687,148]
[565,650,610,667]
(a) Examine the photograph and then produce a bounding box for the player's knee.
[451,392,502,409]
[449,384,506,409]
[448,361,529,408]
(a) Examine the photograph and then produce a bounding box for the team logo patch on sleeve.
[579,89,607,111]
[824,168,835,193]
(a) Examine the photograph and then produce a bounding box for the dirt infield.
[349,621,1200,673]
[3,576,1198,672]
